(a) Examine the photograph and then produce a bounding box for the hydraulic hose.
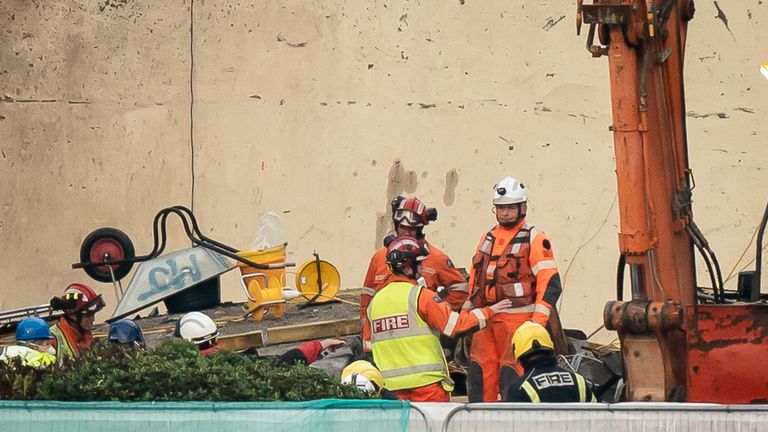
[686,225,720,303]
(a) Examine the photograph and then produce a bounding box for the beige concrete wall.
[1,1,766,340]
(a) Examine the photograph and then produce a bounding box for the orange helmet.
[51,283,105,315]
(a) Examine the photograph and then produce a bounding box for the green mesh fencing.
[0,399,411,432]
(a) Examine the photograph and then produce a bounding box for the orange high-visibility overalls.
[466,220,562,402]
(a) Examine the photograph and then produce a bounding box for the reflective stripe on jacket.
[471,223,536,308]
[0,345,55,368]
[506,363,597,403]
[367,281,453,392]
[467,220,561,325]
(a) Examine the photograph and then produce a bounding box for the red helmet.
[391,197,438,228]
[51,283,106,315]
[386,236,429,275]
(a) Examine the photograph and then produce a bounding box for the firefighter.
[49,283,106,365]
[176,311,345,364]
[504,322,596,403]
[361,196,469,351]
[466,176,562,402]
[108,319,146,349]
[367,236,513,402]
[176,311,221,356]
[341,360,398,399]
[0,317,56,368]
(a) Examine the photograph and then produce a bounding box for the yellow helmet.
[341,360,385,394]
[512,321,554,360]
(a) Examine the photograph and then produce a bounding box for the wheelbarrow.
[71,206,294,318]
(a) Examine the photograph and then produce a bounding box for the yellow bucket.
[237,244,287,319]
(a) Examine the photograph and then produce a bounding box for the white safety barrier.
[424,402,768,432]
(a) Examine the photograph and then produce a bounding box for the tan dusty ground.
[1,1,766,343]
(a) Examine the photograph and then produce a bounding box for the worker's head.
[512,321,555,367]
[390,196,438,239]
[49,283,105,332]
[341,360,385,396]
[15,317,55,354]
[176,312,219,351]
[108,319,146,349]
[386,236,430,279]
[493,176,528,227]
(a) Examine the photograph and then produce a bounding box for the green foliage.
[1,340,368,401]
[0,356,53,400]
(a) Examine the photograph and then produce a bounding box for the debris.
[419,103,436,109]
[713,1,734,37]
[687,111,729,119]
[542,15,565,31]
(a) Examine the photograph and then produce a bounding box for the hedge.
[0,340,369,401]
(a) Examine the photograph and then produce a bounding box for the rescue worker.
[341,360,397,399]
[361,196,469,351]
[176,311,222,356]
[367,236,513,402]
[108,319,146,349]
[176,311,345,364]
[504,322,596,402]
[467,176,562,402]
[49,283,106,365]
[0,317,56,368]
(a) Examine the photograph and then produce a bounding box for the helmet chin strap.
[498,212,525,228]
[64,313,84,332]
[400,262,421,280]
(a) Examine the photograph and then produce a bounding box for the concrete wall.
[1,0,766,340]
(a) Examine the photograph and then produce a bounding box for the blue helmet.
[16,317,53,341]
[108,319,145,347]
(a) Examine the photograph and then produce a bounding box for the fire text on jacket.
[372,314,411,333]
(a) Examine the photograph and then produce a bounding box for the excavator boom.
[580,0,768,403]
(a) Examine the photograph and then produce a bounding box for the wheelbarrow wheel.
[79,227,136,283]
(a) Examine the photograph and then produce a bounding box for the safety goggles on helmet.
[393,209,425,227]
[391,197,438,228]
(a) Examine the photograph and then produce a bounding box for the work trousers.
[468,312,530,402]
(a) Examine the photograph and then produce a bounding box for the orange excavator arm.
[580,0,768,403]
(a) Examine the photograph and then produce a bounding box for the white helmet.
[493,176,528,205]
[177,311,219,345]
